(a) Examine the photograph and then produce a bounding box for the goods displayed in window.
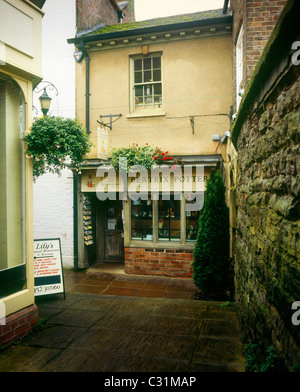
[186,196,200,241]
[158,197,180,241]
[131,199,153,240]
[133,55,162,109]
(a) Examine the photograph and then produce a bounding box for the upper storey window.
[130,53,163,112]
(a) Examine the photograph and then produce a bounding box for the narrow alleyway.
[0,265,245,372]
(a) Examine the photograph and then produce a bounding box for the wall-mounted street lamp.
[73,49,85,63]
[39,88,52,116]
[33,81,59,116]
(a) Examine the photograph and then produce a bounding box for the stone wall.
[232,0,300,371]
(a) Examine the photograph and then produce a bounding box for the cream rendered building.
[0,0,45,345]
[68,8,233,277]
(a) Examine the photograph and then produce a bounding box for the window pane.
[144,70,152,82]
[153,57,161,69]
[186,195,200,241]
[143,58,151,70]
[131,199,153,240]
[134,71,142,84]
[134,59,142,71]
[158,196,180,241]
[144,85,152,97]
[154,84,162,95]
[153,69,161,82]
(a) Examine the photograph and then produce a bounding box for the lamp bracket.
[97,114,122,130]
[33,81,59,96]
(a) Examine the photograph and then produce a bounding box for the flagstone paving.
[0,266,245,372]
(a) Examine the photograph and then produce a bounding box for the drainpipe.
[85,53,90,134]
[73,44,90,270]
[73,172,78,270]
[223,0,229,14]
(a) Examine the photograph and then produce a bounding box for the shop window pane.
[186,195,201,241]
[158,196,180,241]
[131,199,153,240]
[0,76,26,272]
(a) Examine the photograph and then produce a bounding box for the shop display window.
[185,195,200,241]
[158,196,181,241]
[131,199,153,240]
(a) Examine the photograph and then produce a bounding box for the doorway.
[96,199,124,262]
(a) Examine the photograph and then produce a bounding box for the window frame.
[127,194,200,248]
[236,24,244,110]
[129,52,164,115]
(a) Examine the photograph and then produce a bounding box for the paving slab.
[0,292,245,373]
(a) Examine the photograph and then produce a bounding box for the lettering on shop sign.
[95,160,206,211]
[34,238,65,298]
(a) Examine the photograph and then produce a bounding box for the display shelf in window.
[83,195,94,246]
[131,199,153,240]
[158,197,180,241]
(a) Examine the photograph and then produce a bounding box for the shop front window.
[185,195,200,241]
[0,75,27,298]
[131,199,153,240]
[158,196,180,241]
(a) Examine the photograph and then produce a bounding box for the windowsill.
[128,240,195,249]
[126,110,166,119]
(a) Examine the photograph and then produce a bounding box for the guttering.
[67,15,232,45]
[223,0,229,15]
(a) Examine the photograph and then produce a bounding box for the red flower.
[165,151,168,154]
[146,143,148,145]
[163,157,167,161]
[153,156,158,160]
[161,152,165,155]
[169,156,172,160]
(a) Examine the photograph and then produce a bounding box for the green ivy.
[245,343,279,372]
[26,116,91,180]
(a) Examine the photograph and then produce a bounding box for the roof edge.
[67,14,232,44]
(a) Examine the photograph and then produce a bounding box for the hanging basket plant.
[26,116,92,180]
[110,142,180,172]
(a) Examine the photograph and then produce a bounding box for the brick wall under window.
[0,305,39,347]
[125,247,194,278]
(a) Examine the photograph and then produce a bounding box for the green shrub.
[192,170,230,298]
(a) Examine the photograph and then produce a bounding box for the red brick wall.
[76,0,135,31]
[231,0,287,111]
[125,247,194,278]
[77,0,119,30]
[0,304,39,347]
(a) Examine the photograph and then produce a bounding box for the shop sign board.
[34,238,65,298]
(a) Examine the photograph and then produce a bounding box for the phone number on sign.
[34,285,62,295]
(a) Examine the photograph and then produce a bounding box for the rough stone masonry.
[232,0,300,371]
